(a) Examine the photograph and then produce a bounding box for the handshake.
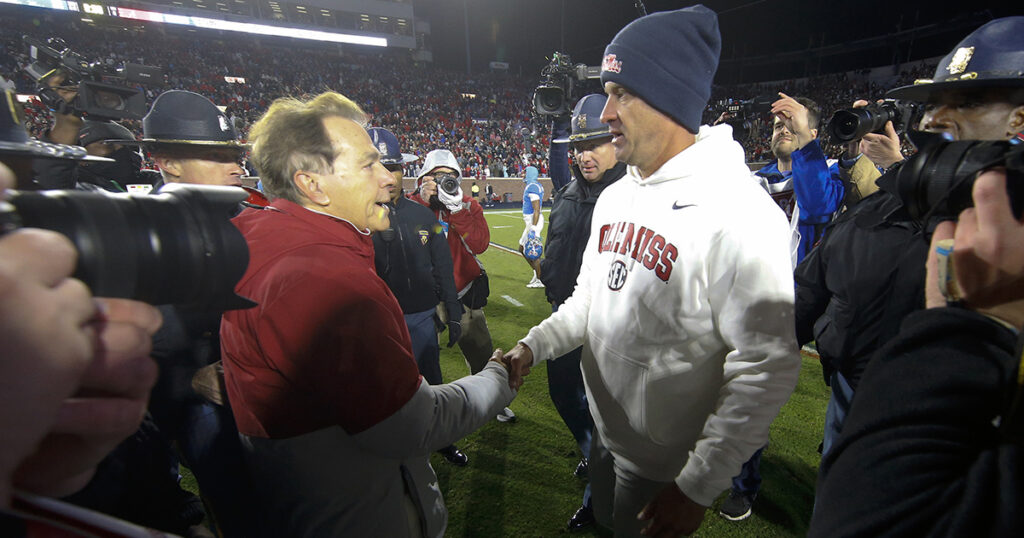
[488,343,536,391]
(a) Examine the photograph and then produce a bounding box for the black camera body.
[895,131,1024,222]
[0,184,254,311]
[533,52,601,117]
[826,99,920,143]
[437,173,462,197]
[24,36,162,120]
[713,96,773,142]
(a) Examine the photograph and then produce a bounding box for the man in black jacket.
[810,166,1024,537]
[541,94,626,531]
[795,16,1024,459]
[369,127,468,466]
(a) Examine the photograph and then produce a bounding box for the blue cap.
[367,127,418,165]
[600,5,720,134]
[553,94,612,144]
[888,17,1024,102]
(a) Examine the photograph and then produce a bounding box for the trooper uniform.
[369,128,470,466]
[127,90,257,538]
[543,93,627,530]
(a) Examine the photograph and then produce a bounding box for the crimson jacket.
[407,193,490,294]
[222,199,421,438]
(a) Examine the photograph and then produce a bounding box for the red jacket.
[221,200,421,439]
[407,193,490,292]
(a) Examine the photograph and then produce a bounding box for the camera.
[24,36,162,120]
[713,96,773,142]
[533,52,601,117]
[0,184,255,311]
[895,131,1024,222]
[826,99,920,143]
[436,172,461,197]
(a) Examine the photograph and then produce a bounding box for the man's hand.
[637,483,707,537]
[13,298,161,497]
[419,178,438,199]
[446,320,462,348]
[860,122,902,169]
[771,92,814,149]
[926,170,1024,324]
[502,343,534,391]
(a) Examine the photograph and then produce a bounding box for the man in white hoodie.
[504,5,799,537]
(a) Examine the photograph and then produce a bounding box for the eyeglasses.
[194,148,247,168]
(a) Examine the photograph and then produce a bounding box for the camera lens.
[5,184,254,310]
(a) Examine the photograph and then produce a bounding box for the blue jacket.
[756,139,844,263]
[522,165,544,216]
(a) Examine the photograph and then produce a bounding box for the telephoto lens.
[0,183,255,311]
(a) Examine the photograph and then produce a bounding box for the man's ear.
[153,155,182,178]
[293,170,329,206]
[810,128,819,139]
[1007,105,1024,137]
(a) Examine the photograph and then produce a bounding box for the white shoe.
[526,277,544,288]
[496,407,517,423]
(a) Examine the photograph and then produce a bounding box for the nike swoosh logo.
[672,202,696,210]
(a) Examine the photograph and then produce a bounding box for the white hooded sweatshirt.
[521,124,800,507]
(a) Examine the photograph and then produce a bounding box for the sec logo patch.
[607,260,628,291]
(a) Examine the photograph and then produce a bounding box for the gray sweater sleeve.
[351,361,514,458]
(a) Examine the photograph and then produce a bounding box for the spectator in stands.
[409,149,517,423]
[504,7,799,536]
[795,15,1024,476]
[369,127,470,467]
[541,93,627,531]
[519,165,545,288]
[220,91,515,537]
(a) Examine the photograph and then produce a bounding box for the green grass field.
[184,207,829,537]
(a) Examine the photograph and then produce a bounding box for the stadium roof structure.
[415,0,1017,84]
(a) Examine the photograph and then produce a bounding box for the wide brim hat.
[0,90,112,163]
[888,16,1024,102]
[553,94,613,144]
[115,90,248,147]
[367,126,418,165]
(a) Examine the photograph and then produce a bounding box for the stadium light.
[0,0,388,47]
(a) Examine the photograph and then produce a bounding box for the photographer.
[35,119,159,193]
[0,102,163,534]
[368,128,470,467]
[794,15,1024,471]
[809,168,1024,537]
[409,150,516,421]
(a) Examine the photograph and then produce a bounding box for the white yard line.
[502,295,524,307]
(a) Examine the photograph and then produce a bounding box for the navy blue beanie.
[601,5,720,133]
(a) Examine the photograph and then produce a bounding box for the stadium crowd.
[1,2,1021,538]
[2,4,938,177]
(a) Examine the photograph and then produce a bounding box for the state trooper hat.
[367,127,418,166]
[115,90,247,147]
[0,90,111,162]
[553,94,612,144]
[888,16,1024,102]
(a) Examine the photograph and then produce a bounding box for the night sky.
[414,0,1016,84]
